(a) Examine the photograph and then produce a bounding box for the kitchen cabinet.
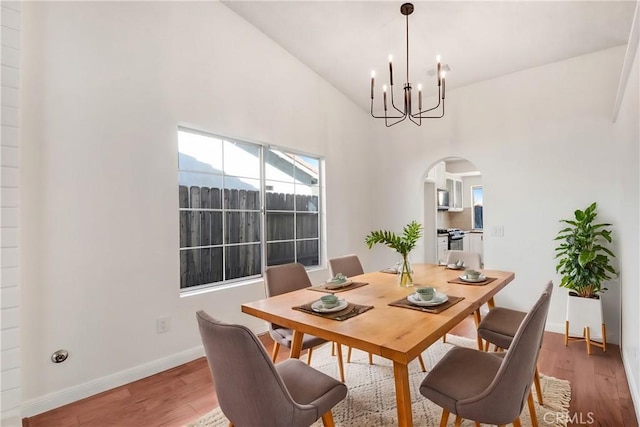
[446,176,463,211]
[437,236,448,265]
[427,161,447,189]
[468,232,484,266]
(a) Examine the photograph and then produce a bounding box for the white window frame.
[178,127,324,292]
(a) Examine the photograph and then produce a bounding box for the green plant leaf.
[365,220,423,257]
[553,202,616,297]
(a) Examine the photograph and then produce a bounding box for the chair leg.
[368,352,373,365]
[321,410,335,427]
[335,343,345,382]
[442,333,447,343]
[271,342,280,363]
[418,354,426,372]
[533,367,543,405]
[331,341,336,356]
[439,409,450,427]
[307,347,313,364]
[454,415,463,426]
[513,416,522,427]
[483,340,490,352]
[474,422,481,427]
[527,390,539,427]
[347,346,352,363]
[228,423,234,427]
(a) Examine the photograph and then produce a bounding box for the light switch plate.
[491,225,504,237]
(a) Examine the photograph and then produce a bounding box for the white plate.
[311,299,349,313]
[447,264,465,270]
[325,280,353,290]
[459,274,487,283]
[408,292,449,307]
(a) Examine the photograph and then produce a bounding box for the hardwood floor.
[23,316,638,427]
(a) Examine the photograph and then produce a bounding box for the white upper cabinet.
[446,175,463,212]
[427,161,447,189]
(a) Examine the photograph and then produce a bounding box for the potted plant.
[554,202,617,353]
[365,220,423,287]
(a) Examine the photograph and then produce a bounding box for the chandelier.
[370,3,446,127]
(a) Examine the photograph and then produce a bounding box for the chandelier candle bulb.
[383,85,388,110]
[371,71,375,99]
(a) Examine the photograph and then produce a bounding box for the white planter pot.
[565,291,606,351]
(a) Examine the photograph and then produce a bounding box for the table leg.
[392,361,413,427]
[473,310,483,350]
[289,330,304,359]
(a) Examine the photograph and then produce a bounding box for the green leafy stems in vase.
[365,220,423,287]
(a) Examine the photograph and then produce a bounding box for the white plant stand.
[564,292,607,355]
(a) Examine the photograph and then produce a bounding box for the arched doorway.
[423,157,483,266]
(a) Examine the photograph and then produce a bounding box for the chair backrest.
[329,254,365,278]
[458,281,553,424]
[264,262,312,297]
[445,250,481,269]
[196,310,298,426]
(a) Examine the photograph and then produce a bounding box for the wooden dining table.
[241,263,515,427]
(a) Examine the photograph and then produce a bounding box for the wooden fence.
[179,185,319,288]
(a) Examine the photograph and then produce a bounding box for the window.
[471,185,483,230]
[178,128,322,291]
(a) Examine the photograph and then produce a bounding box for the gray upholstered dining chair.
[265,262,346,382]
[444,250,481,269]
[419,281,552,427]
[328,254,426,372]
[477,282,553,411]
[196,311,347,427]
[328,254,365,279]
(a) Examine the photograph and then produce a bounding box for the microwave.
[437,189,450,210]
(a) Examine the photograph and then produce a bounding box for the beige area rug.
[188,336,571,427]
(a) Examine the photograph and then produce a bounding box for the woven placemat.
[388,295,464,314]
[307,281,369,293]
[447,276,497,286]
[293,301,374,321]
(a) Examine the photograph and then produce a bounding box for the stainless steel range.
[437,228,465,251]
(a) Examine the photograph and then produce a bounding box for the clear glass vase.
[397,254,414,287]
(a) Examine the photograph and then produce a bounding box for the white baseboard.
[21,345,205,418]
[1,408,22,427]
[621,348,640,422]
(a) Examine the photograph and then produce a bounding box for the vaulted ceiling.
[222,1,636,111]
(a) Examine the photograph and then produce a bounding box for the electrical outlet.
[157,316,170,334]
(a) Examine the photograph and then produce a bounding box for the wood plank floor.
[23,316,638,427]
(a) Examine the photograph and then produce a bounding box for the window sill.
[180,277,264,298]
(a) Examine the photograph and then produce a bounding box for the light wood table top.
[242,263,515,427]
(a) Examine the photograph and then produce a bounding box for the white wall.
[20,1,374,415]
[368,46,636,349]
[1,1,22,425]
[613,41,640,416]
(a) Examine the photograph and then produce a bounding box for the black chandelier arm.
[414,102,445,119]
[411,97,442,118]
[408,114,422,126]
[385,115,408,127]
[370,100,405,120]
[389,85,406,116]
